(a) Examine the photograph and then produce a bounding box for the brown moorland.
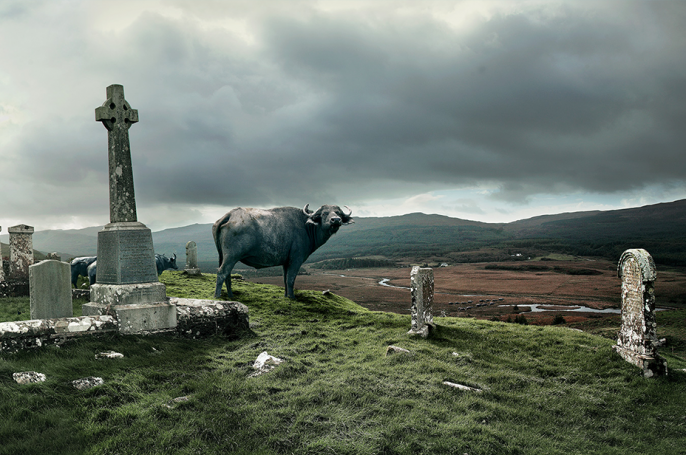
[249,258,686,328]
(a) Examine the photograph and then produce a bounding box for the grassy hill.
[1,273,685,454]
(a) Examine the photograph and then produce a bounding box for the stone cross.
[613,249,667,377]
[95,84,139,223]
[408,266,434,337]
[184,241,201,276]
[29,260,72,319]
[8,224,34,283]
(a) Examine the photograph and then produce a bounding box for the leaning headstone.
[408,266,434,337]
[8,224,34,282]
[613,249,667,377]
[29,260,73,319]
[82,85,175,334]
[184,241,201,276]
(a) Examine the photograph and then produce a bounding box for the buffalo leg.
[215,258,237,298]
[284,261,302,299]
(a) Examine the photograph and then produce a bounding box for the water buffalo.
[70,256,97,288]
[213,204,353,299]
[86,253,178,284]
[155,253,178,275]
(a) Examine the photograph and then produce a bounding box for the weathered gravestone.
[29,260,73,319]
[613,249,667,377]
[408,266,434,337]
[9,224,34,282]
[82,84,176,334]
[184,241,201,276]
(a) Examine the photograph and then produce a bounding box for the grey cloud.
[2,1,685,230]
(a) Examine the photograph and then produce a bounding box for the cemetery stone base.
[83,282,175,334]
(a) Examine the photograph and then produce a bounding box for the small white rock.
[95,351,124,359]
[443,381,482,393]
[72,377,104,390]
[386,345,411,356]
[250,351,284,377]
[13,371,46,385]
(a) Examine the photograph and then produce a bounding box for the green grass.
[1,272,686,454]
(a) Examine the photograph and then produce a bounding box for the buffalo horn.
[303,204,313,216]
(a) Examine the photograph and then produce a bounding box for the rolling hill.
[3,199,686,269]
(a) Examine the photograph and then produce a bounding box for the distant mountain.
[3,199,686,268]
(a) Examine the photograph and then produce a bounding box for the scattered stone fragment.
[96,350,124,359]
[13,371,46,384]
[164,396,190,408]
[72,377,104,390]
[452,352,459,357]
[249,351,284,377]
[386,345,411,356]
[322,289,332,296]
[443,381,482,393]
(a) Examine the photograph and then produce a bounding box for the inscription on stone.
[97,229,157,284]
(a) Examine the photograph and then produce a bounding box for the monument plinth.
[82,85,175,334]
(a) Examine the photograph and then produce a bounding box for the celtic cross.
[95,84,140,223]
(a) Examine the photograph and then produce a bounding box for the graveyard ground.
[1,272,685,454]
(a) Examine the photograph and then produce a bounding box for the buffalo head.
[303,204,354,233]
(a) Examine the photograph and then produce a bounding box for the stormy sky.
[1,1,685,232]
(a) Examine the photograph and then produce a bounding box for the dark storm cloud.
[1,1,685,230]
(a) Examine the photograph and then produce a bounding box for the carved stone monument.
[29,260,73,319]
[8,224,34,282]
[184,241,201,276]
[613,249,667,377]
[408,266,434,338]
[82,84,176,334]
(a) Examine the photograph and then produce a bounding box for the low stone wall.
[0,298,250,352]
[0,315,118,352]
[173,298,249,339]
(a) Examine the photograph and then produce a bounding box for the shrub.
[552,314,566,325]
